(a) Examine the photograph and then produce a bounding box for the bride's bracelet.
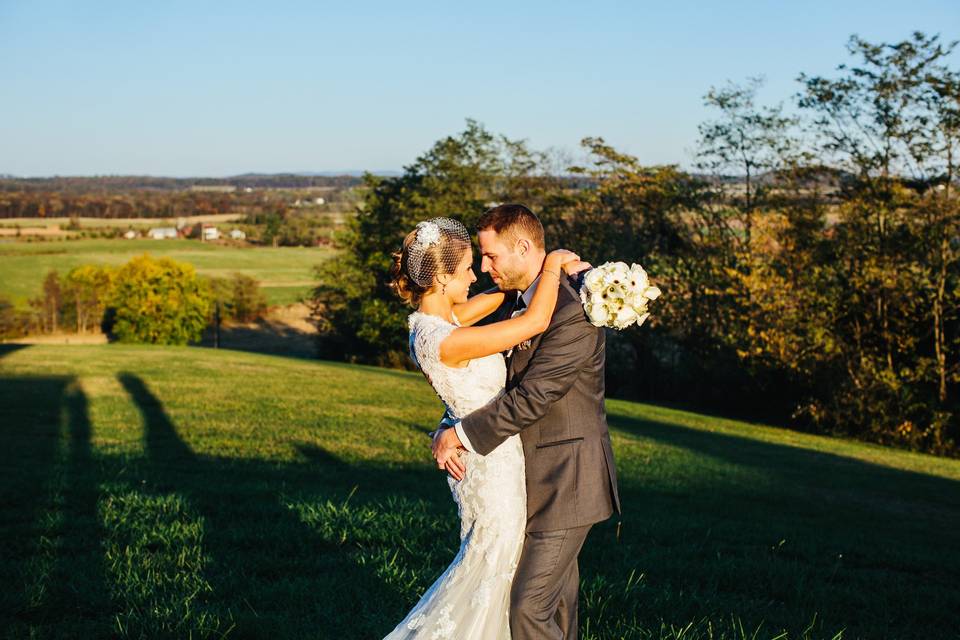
[542,268,561,279]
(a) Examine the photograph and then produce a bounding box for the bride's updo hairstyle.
[390,217,471,307]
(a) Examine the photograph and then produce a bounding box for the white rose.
[610,262,630,282]
[589,303,609,326]
[584,268,604,290]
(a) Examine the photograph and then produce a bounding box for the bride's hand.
[545,249,580,274]
[563,260,592,276]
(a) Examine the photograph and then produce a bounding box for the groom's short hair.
[476,204,545,250]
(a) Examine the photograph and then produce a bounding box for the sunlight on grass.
[1,344,957,638]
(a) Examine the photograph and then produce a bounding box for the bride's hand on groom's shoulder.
[547,249,591,277]
[563,260,592,276]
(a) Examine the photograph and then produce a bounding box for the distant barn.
[148,227,178,240]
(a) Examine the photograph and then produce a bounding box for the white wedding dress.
[384,311,527,640]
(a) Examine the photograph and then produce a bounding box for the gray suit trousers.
[510,524,592,640]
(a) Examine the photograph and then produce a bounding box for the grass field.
[0,238,333,307]
[1,345,958,639]
[0,214,244,230]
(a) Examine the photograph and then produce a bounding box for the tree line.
[0,174,362,194]
[0,257,268,343]
[311,33,960,456]
[0,186,359,222]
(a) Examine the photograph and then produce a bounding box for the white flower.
[629,265,649,292]
[588,303,609,326]
[627,292,649,310]
[614,305,638,327]
[584,268,604,290]
[578,260,660,330]
[415,221,441,247]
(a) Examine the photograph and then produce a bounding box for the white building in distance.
[148,227,178,240]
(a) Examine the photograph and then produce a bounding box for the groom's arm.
[458,302,597,456]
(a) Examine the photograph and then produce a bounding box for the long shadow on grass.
[0,344,29,360]
[0,376,111,638]
[54,383,111,627]
[118,372,454,639]
[608,411,960,523]
[596,410,960,638]
[0,376,67,631]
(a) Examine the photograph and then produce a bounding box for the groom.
[432,203,621,639]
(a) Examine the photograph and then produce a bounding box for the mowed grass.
[1,344,958,639]
[0,238,334,306]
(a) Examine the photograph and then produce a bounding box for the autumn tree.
[108,255,211,345]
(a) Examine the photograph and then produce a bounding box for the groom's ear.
[516,238,531,257]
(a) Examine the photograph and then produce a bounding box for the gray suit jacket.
[460,278,621,533]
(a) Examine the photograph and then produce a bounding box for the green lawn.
[1,344,958,639]
[0,239,333,307]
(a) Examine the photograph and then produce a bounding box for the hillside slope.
[1,344,958,639]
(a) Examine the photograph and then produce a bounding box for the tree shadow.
[198,322,317,360]
[11,364,955,637]
[116,372,455,638]
[608,410,960,521]
[0,375,111,637]
[588,409,960,637]
[0,376,67,629]
[0,344,29,360]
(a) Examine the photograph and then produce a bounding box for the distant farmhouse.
[148,227,178,240]
[293,196,325,206]
[189,185,236,193]
[202,225,220,241]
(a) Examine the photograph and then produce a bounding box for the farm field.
[1,344,958,639]
[0,214,246,230]
[0,238,334,306]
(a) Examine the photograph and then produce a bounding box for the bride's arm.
[451,289,507,327]
[438,250,579,366]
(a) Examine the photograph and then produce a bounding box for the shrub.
[108,254,211,345]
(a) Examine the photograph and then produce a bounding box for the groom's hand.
[431,427,466,481]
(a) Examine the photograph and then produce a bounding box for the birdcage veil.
[406,218,471,287]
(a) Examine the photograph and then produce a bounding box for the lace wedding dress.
[384,311,527,640]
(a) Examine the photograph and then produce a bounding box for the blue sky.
[1,0,957,176]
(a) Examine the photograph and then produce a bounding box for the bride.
[384,217,584,639]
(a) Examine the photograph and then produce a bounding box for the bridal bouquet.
[579,262,661,329]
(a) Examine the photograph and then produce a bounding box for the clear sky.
[1,0,957,177]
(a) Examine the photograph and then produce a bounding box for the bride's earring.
[442,284,447,295]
